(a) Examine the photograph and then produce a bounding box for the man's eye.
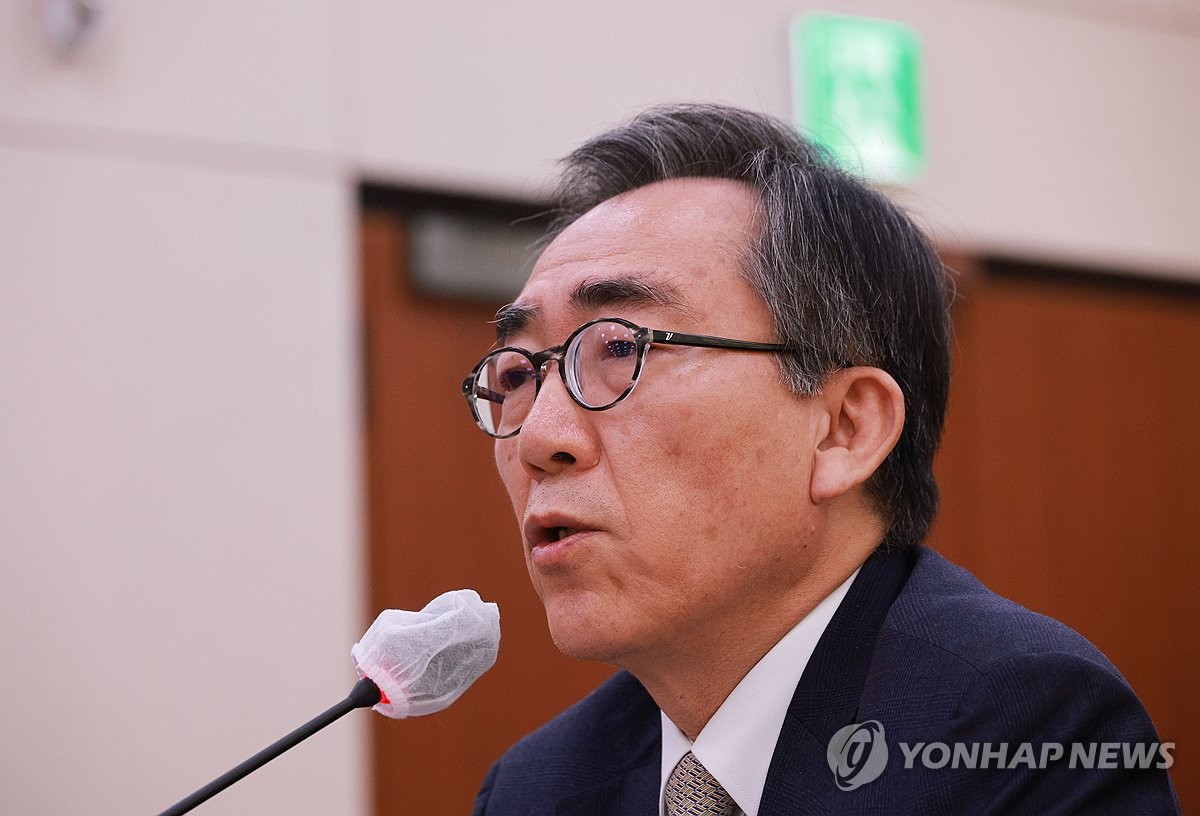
[497,366,534,391]
[601,340,637,359]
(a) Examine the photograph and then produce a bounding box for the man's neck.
[628,535,876,740]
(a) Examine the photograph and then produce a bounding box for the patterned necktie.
[664,751,738,816]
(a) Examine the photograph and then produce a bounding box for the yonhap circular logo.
[827,720,889,790]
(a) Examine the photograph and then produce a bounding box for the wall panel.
[0,146,363,815]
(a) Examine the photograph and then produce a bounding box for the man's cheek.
[493,439,515,473]
[495,445,527,515]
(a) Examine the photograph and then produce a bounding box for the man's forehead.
[495,178,761,344]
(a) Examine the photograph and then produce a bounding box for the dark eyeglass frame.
[461,316,789,439]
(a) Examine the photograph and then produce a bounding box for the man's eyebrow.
[568,277,688,316]
[493,302,538,344]
[494,276,690,344]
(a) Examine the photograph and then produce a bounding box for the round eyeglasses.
[461,316,788,438]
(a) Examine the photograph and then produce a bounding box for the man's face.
[494,178,828,674]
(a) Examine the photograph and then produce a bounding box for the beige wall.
[0,5,363,815]
[0,1,1196,814]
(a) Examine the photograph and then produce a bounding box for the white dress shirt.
[658,568,860,816]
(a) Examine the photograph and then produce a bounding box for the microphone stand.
[157,677,382,816]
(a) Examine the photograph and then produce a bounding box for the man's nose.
[515,362,599,480]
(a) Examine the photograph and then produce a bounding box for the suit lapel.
[555,672,662,816]
[759,547,913,815]
[554,761,660,816]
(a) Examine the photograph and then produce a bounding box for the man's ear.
[810,367,906,504]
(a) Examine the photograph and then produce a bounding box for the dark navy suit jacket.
[474,547,1179,814]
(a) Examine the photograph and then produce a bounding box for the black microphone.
[156,590,500,815]
[157,677,382,816]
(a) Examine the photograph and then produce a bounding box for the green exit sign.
[791,14,925,183]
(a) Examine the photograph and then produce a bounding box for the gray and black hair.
[543,103,952,550]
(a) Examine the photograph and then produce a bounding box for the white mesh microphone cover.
[350,589,500,718]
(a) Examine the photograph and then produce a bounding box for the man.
[462,104,1178,814]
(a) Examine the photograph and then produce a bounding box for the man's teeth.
[555,527,575,541]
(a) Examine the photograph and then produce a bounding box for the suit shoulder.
[870,548,1168,748]
[860,550,1178,812]
[884,547,1122,679]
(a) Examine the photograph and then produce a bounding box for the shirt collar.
[658,568,860,816]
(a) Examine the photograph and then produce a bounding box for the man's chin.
[544,610,630,665]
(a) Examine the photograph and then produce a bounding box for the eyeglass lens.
[472,321,640,436]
